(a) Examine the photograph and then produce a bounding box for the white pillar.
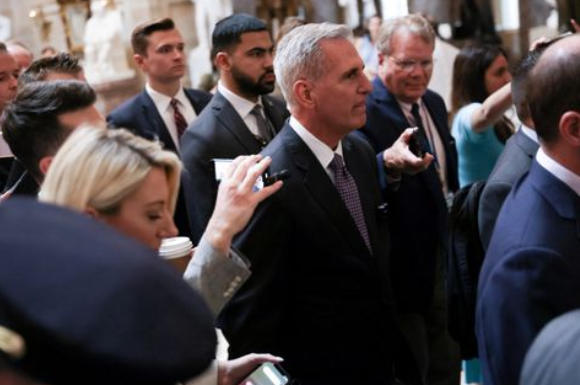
[494,0,520,30]
[381,0,408,20]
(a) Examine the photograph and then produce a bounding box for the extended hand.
[205,155,283,253]
[382,128,434,176]
[218,353,283,385]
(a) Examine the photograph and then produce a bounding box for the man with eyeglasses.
[357,13,460,385]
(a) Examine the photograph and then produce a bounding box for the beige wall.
[0,0,197,62]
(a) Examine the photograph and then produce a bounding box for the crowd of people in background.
[0,8,579,385]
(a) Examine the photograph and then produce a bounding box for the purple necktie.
[329,153,371,252]
[170,98,188,138]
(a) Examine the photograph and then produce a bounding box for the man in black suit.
[1,80,103,200]
[2,53,86,197]
[107,18,212,236]
[107,17,211,153]
[180,14,289,244]
[357,14,459,385]
[478,48,542,250]
[219,23,430,385]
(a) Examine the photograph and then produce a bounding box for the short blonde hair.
[376,14,435,56]
[40,126,181,215]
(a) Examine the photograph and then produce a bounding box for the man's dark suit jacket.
[0,157,13,192]
[107,88,212,153]
[107,88,212,237]
[476,160,580,385]
[218,124,395,385]
[2,159,38,197]
[478,128,538,250]
[357,78,458,311]
[180,91,288,244]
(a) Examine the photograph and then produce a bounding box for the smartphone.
[263,169,290,186]
[408,128,425,158]
[238,362,291,385]
[212,159,290,190]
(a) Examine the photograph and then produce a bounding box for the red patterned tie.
[170,99,188,138]
[329,153,372,253]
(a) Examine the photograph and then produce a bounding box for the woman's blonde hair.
[40,126,181,215]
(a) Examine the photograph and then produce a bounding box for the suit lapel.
[531,161,580,238]
[262,96,287,134]
[422,93,460,191]
[419,94,452,200]
[371,78,409,136]
[283,127,373,258]
[140,92,178,153]
[213,92,263,153]
[184,89,204,115]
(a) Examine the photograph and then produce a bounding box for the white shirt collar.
[536,147,580,198]
[397,98,423,116]
[520,124,539,143]
[145,83,188,112]
[289,116,343,170]
[217,81,263,119]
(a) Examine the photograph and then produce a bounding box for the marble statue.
[189,0,232,89]
[0,14,11,42]
[83,0,134,85]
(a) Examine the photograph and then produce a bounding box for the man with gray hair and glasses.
[218,22,430,385]
[357,13,460,385]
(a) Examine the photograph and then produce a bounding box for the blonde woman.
[41,126,282,313]
[40,126,284,385]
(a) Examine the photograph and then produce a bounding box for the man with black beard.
[181,13,289,243]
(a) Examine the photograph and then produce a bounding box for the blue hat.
[0,198,216,385]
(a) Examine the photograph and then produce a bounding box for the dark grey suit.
[107,88,212,153]
[478,128,539,250]
[180,91,288,243]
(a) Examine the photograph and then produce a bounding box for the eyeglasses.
[388,56,434,72]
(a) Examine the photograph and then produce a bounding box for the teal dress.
[452,103,505,188]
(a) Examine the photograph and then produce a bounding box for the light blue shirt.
[452,103,505,187]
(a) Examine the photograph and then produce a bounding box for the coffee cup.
[159,236,193,273]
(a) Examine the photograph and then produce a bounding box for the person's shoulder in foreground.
[0,197,216,385]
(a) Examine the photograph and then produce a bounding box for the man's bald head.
[6,40,33,73]
[527,35,580,143]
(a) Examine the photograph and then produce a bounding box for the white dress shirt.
[217,82,267,138]
[398,98,448,194]
[520,124,539,143]
[536,147,580,198]
[289,116,344,181]
[145,84,197,150]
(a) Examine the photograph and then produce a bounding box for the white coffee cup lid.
[159,237,193,259]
